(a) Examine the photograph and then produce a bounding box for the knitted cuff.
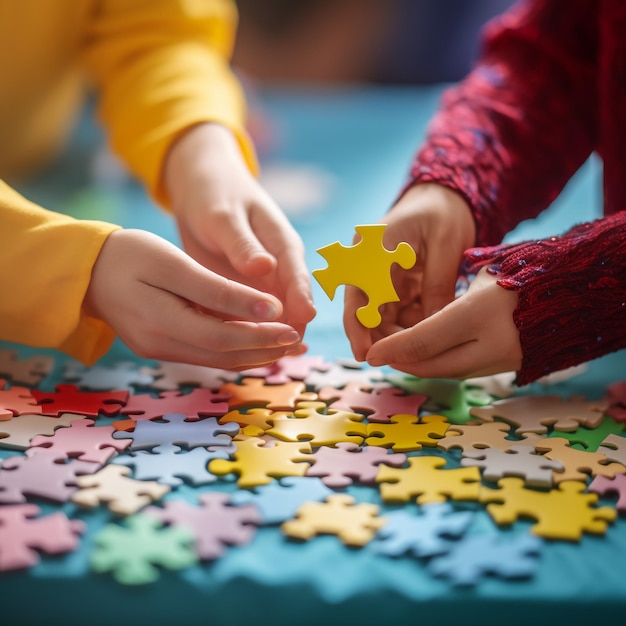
[464,213,626,385]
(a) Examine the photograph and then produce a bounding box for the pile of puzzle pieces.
[1,348,626,587]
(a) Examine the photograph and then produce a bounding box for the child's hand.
[83,229,304,370]
[343,183,476,361]
[364,266,523,379]
[164,123,316,339]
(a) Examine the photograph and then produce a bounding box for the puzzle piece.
[427,533,543,586]
[469,395,608,435]
[605,380,626,421]
[220,378,316,411]
[71,464,170,515]
[139,361,239,391]
[306,358,385,391]
[145,492,261,559]
[376,455,482,505]
[0,379,41,420]
[312,224,416,328]
[588,474,626,514]
[437,421,515,453]
[521,436,626,483]
[0,412,80,450]
[30,418,131,464]
[0,350,54,387]
[282,493,386,546]
[242,355,332,384]
[91,514,197,584]
[373,503,473,558]
[366,414,450,452]
[266,400,367,447]
[219,408,291,431]
[208,436,313,487]
[0,504,85,571]
[479,478,616,540]
[318,381,427,423]
[0,450,97,503]
[32,384,128,417]
[464,371,517,399]
[461,445,564,488]
[64,361,154,390]
[113,444,232,487]
[113,413,239,450]
[547,416,623,451]
[230,477,334,524]
[598,433,626,466]
[304,442,407,488]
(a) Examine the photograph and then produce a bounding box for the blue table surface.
[3,84,626,625]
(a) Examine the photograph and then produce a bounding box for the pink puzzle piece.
[0,350,54,387]
[145,492,261,560]
[0,503,85,571]
[318,381,427,423]
[588,473,626,513]
[606,381,626,422]
[242,355,332,385]
[30,418,131,464]
[0,379,41,420]
[305,442,407,488]
[32,385,128,417]
[0,449,98,503]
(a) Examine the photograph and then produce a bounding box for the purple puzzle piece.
[242,355,332,384]
[0,449,98,503]
[230,476,334,524]
[145,492,261,560]
[64,361,155,391]
[318,381,427,423]
[305,442,407,488]
[113,413,239,450]
[114,443,233,487]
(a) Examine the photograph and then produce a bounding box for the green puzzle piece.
[547,415,624,451]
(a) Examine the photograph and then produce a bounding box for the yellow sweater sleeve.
[80,0,258,209]
[0,181,120,364]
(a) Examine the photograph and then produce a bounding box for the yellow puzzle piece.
[312,224,416,328]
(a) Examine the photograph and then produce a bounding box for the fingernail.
[277,330,300,346]
[253,300,278,320]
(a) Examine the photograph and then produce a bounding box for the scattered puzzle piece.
[230,477,334,524]
[470,395,608,435]
[32,384,128,417]
[480,478,617,540]
[0,379,41,420]
[464,371,517,399]
[598,433,626,466]
[146,492,261,559]
[0,350,53,387]
[461,445,564,488]
[90,514,197,584]
[366,414,449,452]
[373,503,473,558]
[312,224,416,328]
[139,361,239,391]
[219,408,291,431]
[113,444,232,487]
[318,381,427,423]
[64,361,154,390]
[0,412,81,450]
[428,533,543,586]
[220,378,316,411]
[605,380,626,421]
[30,418,131,464]
[437,421,515,453]
[282,493,386,546]
[0,503,85,571]
[113,413,239,450]
[376,455,481,505]
[547,416,623,451]
[71,464,170,515]
[208,436,313,488]
[242,355,332,385]
[304,442,406,488]
[588,474,626,514]
[266,401,367,447]
[306,358,385,391]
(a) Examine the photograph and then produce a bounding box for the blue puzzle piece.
[113,443,233,487]
[113,413,239,450]
[373,503,474,558]
[230,476,333,524]
[65,361,155,390]
[427,532,543,586]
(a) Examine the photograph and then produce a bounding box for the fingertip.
[240,252,277,278]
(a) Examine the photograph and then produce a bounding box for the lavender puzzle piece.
[113,443,233,487]
[0,449,98,503]
[231,476,333,524]
[373,503,474,558]
[427,533,543,586]
[65,361,155,391]
[139,361,239,391]
[305,442,407,488]
[113,413,239,450]
[306,359,386,391]
[242,355,332,384]
[0,412,80,450]
[145,492,261,560]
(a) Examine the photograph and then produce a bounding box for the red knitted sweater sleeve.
[464,213,626,385]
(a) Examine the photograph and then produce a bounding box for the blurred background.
[232,0,517,86]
